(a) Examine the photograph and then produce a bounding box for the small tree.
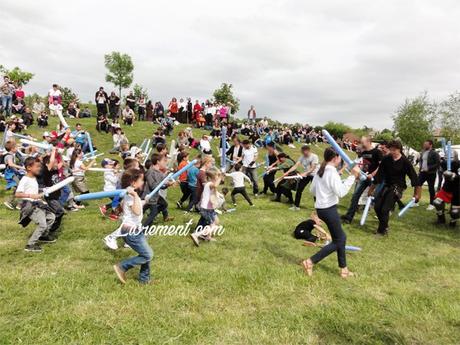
[60,87,79,110]
[0,65,34,86]
[213,83,240,114]
[392,92,436,149]
[374,129,394,142]
[323,121,351,138]
[104,52,134,97]
[438,91,460,143]
[132,83,149,101]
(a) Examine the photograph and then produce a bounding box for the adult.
[302,148,360,279]
[137,97,146,121]
[281,145,319,211]
[1,76,15,116]
[146,100,154,121]
[368,140,421,236]
[122,105,135,126]
[126,91,136,111]
[48,84,62,105]
[32,98,46,117]
[95,87,108,115]
[416,140,440,210]
[14,85,25,100]
[341,136,382,224]
[262,142,280,194]
[108,91,121,120]
[168,97,179,120]
[241,139,259,195]
[247,105,256,123]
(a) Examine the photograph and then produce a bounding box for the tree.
[374,128,394,142]
[104,52,134,97]
[132,83,149,100]
[60,87,79,111]
[392,92,436,149]
[0,65,34,86]
[323,121,351,138]
[213,83,240,114]
[438,91,460,143]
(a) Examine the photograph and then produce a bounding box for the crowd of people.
[1,79,459,284]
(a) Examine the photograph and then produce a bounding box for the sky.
[1,0,460,129]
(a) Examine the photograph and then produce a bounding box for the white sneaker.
[103,235,118,250]
[123,243,131,249]
[411,202,420,208]
[426,204,435,211]
[289,206,300,211]
[190,233,200,246]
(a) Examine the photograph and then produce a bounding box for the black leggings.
[231,187,253,205]
[263,172,276,194]
[310,205,347,268]
[374,186,399,234]
[418,172,436,204]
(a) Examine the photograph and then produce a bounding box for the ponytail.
[317,147,339,178]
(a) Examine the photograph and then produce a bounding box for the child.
[16,157,56,252]
[184,158,201,212]
[293,212,331,246]
[99,159,121,221]
[225,163,254,206]
[113,168,154,285]
[176,151,191,209]
[69,149,95,201]
[191,167,224,246]
[3,141,24,210]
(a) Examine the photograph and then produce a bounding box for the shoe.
[341,215,351,224]
[99,205,107,216]
[437,214,446,224]
[289,206,300,211]
[69,207,79,212]
[190,232,200,246]
[74,204,85,209]
[176,201,183,209]
[163,216,174,222]
[15,205,21,210]
[3,201,14,210]
[123,243,131,249]
[254,193,259,197]
[109,214,119,221]
[271,198,281,202]
[38,235,56,243]
[426,205,435,211]
[113,264,126,284]
[103,235,118,250]
[449,221,457,228]
[411,202,419,208]
[233,203,237,206]
[24,244,42,252]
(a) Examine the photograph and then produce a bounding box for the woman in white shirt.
[303,148,360,278]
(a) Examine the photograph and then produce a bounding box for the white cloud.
[1,0,460,129]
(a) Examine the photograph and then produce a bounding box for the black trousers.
[263,172,276,194]
[179,182,191,204]
[275,182,294,203]
[374,186,399,234]
[418,172,436,204]
[231,187,253,205]
[294,176,313,207]
[310,205,347,268]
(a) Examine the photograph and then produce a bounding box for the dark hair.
[24,157,40,170]
[425,139,433,146]
[150,153,163,165]
[121,169,144,189]
[123,158,138,170]
[277,152,288,160]
[301,145,311,152]
[317,147,339,178]
[234,163,242,171]
[177,151,189,164]
[266,142,275,148]
[156,143,166,153]
[242,139,250,145]
[70,148,82,169]
[388,140,403,152]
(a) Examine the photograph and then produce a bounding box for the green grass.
[0,117,459,345]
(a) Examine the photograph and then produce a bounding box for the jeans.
[120,232,153,283]
[310,205,347,268]
[186,185,198,211]
[1,95,12,116]
[418,171,436,204]
[344,179,372,221]
[142,198,168,227]
[243,167,259,194]
[231,187,253,205]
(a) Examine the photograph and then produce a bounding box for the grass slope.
[0,117,459,345]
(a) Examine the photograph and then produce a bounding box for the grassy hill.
[0,117,459,345]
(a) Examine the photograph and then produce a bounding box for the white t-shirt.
[72,160,85,176]
[122,194,143,227]
[298,153,319,176]
[226,171,251,188]
[49,89,61,99]
[104,171,118,192]
[16,175,39,201]
[242,146,258,167]
[200,139,211,152]
[200,182,214,210]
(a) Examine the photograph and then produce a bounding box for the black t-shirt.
[374,155,419,189]
[40,165,61,200]
[361,147,382,174]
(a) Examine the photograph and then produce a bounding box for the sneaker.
[109,214,119,221]
[190,232,200,246]
[3,201,14,210]
[289,206,300,211]
[69,207,80,212]
[176,201,183,209]
[113,264,126,284]
[341,215,351,224]
[74,204,85,209]
[123,243,131,249]
[103,235,118,250]
[24,244,42,252]
[99,205,107,216]
[38,235,56,243]
[233,203,237,206]
[411,202,419,208]
[426,205,435,211]
[163,216,174,222]
[15,205,21,210]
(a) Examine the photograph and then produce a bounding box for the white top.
[200,139,211,152]
[242,146,258,167]
[200,182,214,210]
[298,153,319,175]
[122,194,143,227]
[16,176,39,201]
[103,171,118,192]
[72,160,85,176]
[226,171,251,188]
[49,89,61,98]
[310,164,355,209]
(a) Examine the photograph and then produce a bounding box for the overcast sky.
[1,0,460,129]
